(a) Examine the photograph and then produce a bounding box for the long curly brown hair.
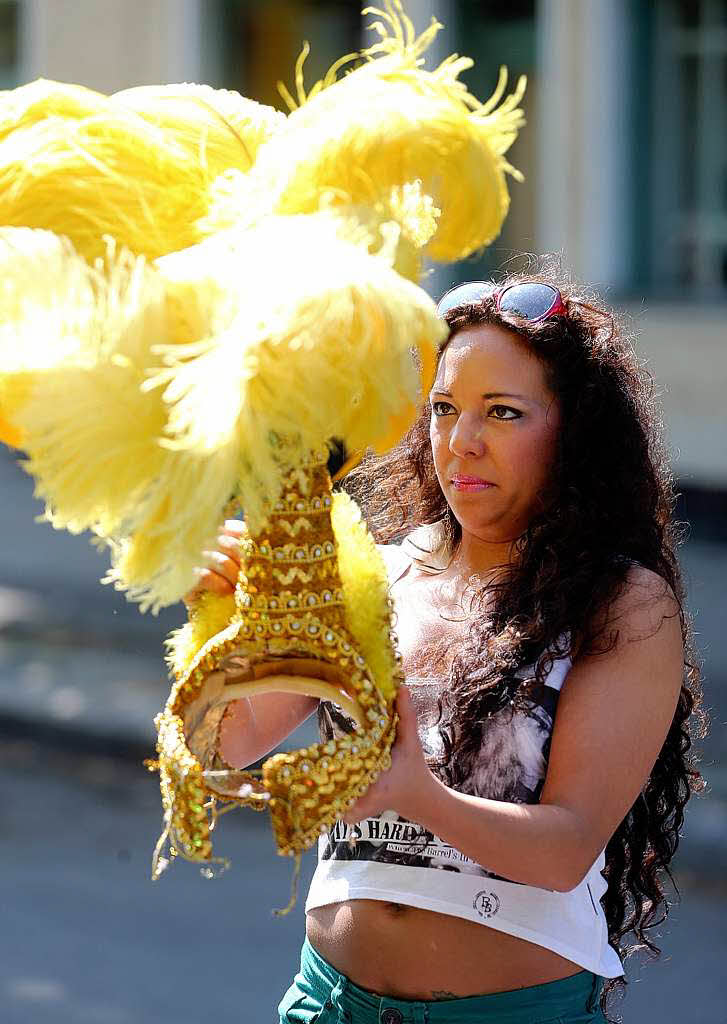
[330,260,708,1021]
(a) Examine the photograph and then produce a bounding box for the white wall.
[630,305,726,487]
[14,0,725,488]
[535,0,632,292]
[20,0,202,91]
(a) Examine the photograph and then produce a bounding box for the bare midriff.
[305,901,584,999]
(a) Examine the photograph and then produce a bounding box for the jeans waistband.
[300,937,604,1023]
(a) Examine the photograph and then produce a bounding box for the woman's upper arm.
[540,565,684,887]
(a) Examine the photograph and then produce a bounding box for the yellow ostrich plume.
[0,79,102,142]
[104,210,444,612]
[148,210,446,534]
[0,229,240,614]
[204,0,526,263]
[1,214,444,613]
[98,441,241,614]
[200,174,441,287]
[112,83,285,173]
[0,408,21,449]
[0,80,284,264]
[163,587,237,683]
[0,227,98,448]
[0,230,173,532]
[331,490,400,700]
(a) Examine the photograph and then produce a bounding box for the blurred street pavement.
[1,738,723,1024]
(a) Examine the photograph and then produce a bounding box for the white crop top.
[305,527,625,979]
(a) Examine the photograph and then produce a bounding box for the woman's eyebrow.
[430,388,529,401]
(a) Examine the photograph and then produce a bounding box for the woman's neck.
[448,528,518,579]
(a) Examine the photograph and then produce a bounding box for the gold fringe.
[272,850,303,917]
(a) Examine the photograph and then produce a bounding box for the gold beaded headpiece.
[0,1,525,901]
[155,450,404,902]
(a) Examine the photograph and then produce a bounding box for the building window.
[650,0,727,296]
[216,1,361,112]
[433,1,536,286]
[0,0,19,88]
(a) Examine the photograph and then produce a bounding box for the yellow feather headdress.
[0,0,525,898]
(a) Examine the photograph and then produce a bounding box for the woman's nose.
[449,415,486,458]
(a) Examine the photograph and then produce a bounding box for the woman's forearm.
[217,690,318,768]
[405,773,588,893]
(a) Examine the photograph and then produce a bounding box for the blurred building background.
[3,0,724,499]
[0,2,725,1023]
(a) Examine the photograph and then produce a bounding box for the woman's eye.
[489,405,521,420]
[431,401,455,416]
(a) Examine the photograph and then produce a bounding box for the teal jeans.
[278,937,607,1023]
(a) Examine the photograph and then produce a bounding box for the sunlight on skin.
[429,323,562,578]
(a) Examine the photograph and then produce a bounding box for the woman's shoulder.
[399,520,452,574]
[376,520,453,587]
[606,562,679,631]
[603,558,678,611]
[578,560,681,663]
[375,542,410,587]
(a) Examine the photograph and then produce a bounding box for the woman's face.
[429,323,561,544]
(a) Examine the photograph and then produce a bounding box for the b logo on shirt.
[473,890,501,918]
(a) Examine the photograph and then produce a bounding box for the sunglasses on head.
[436,281,567,323]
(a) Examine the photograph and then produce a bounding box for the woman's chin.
[452,510,526,546]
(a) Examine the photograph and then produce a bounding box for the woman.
[186,266,706,1023]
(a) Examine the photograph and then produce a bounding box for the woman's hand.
[341,685,436,825]
[182,519,245,608]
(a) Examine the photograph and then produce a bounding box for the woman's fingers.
[182,519,245,607]
[215,532,242,566]
[182,573,231,606]
[221,519,245,536]
[200,549,240,587]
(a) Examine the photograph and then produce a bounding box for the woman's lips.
[451,475,495,492]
